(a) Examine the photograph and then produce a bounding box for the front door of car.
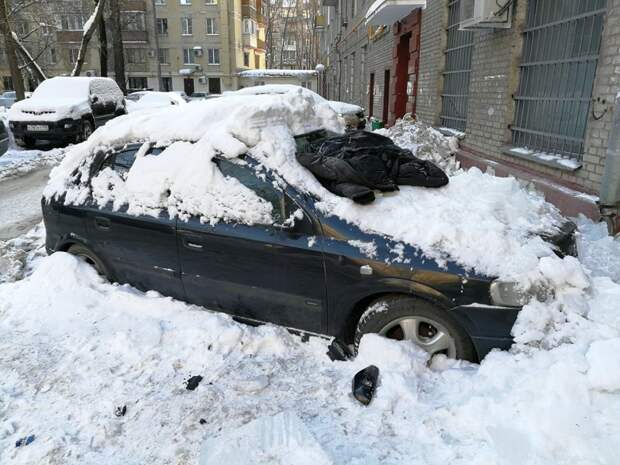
[84,145,185,300]
[177,158,327,333]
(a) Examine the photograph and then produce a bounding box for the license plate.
[27,124,48,131]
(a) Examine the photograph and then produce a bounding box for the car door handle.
[94,216,111,230]
[185,241,204,250]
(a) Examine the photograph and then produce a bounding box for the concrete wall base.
[457,147,601,221]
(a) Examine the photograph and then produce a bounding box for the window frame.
[207,48,220,65]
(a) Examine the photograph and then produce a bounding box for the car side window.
[98,147,139,178]
[216,159,287,224]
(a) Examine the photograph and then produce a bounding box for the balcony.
[56,31,82,43]
[242,32,257,49]
[242,5,257,21]
[121,0,146,10]
[365,0,426,26]
[256,37,265,51]
[122,30,148,43]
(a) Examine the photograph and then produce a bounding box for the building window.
[156,18,168,34]
[3,76,13,91]
[128,77,148,90]
[155,0,166,4]
[181,17,192,35]
[206,17,218,35]
[49,48,57,64]
[61,14,84,31]
[162,77,172,91]
[511,0,606,161]
[440,0,474,132]
[0,49,6,65]
[183,48,195,64]
[14,21,28,36]
[122,12,146,31]
[207,48,220,65]
[126,48,146,64]
[158,48,169,64]
[243,52,250,67]
[205,0,217,4]
[180,0,191,4]
[208,77,221,94]
[243,18,256,34]
[68,48,82,64]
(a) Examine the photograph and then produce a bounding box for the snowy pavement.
[0,167,51,240]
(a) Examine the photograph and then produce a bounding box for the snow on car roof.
[44,89,564,279]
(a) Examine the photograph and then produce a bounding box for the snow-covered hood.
[328,100,364,115]
[9,97,90,122]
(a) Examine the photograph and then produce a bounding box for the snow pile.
[1,236,620,464]
[0,147,65,181]
[45,92,341,225]
[375,114,460,174]
[576,215,620,283]
[0,223,46,283]
[44,90,566,277]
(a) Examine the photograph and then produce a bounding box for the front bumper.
[450,303,520,360]
[10,119,82,141]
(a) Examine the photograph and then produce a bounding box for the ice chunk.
[199,411,332,465]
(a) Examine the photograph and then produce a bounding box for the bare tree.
[71,0,106,76]
[0,0,25,98]
[98,8,108,77]
[108,0,126,93]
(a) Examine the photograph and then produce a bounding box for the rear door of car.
[177,158,327,333]
[89,79,121,127]
[84,145,185,299]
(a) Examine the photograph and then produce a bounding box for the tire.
[66,244,110,279]
[354,295,477,362]
[79,119,94,142]
[17,136,36,149]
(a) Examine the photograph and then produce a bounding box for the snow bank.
[0,147,65,181]
[2,237,620,464]
[375,114,460,174]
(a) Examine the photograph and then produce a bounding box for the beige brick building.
[0,0,266,95]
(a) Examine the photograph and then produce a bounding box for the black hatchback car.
[42,138,576,362]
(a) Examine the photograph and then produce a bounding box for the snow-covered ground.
[0,218,619,465]
[2,104,620,464]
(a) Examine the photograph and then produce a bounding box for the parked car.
[188,92,207,101]
[42,133,577,362]
[170,90,190,102]
[0,91,32,109]
[232,85,366,129]
[8,77,126,148]
[126,91,187,113]
[126,90,151,102]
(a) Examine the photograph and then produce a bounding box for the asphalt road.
[0,167,51,241]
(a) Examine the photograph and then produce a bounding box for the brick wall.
[417,0,620,196]
[416,0,447,125]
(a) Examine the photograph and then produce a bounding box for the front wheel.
[78,119,94,142]
[354,296,477,362]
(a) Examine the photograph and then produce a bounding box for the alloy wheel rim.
[379,316,457,358]
[77,253,102,275]
[83,123,93,140]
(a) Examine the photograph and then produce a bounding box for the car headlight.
[489,280,529,307]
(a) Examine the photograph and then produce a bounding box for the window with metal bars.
[512,0,607,161]
[440,0,474,132]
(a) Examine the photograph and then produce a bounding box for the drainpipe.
[599,94,620,236]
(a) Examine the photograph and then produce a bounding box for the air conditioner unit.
[193,46,203,56]
[198,76,207,84]
[148,50,156,58]
[459,0,512,30]
[85,70,97,77]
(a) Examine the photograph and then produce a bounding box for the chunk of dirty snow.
[199,411,332,465]
[586,339,620,392]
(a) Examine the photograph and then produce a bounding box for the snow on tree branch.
[71,0,106,77]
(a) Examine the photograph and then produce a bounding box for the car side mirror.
[90,95,99,104]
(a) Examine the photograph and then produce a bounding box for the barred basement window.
[511,0,607,161]
[440,0,474,132]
